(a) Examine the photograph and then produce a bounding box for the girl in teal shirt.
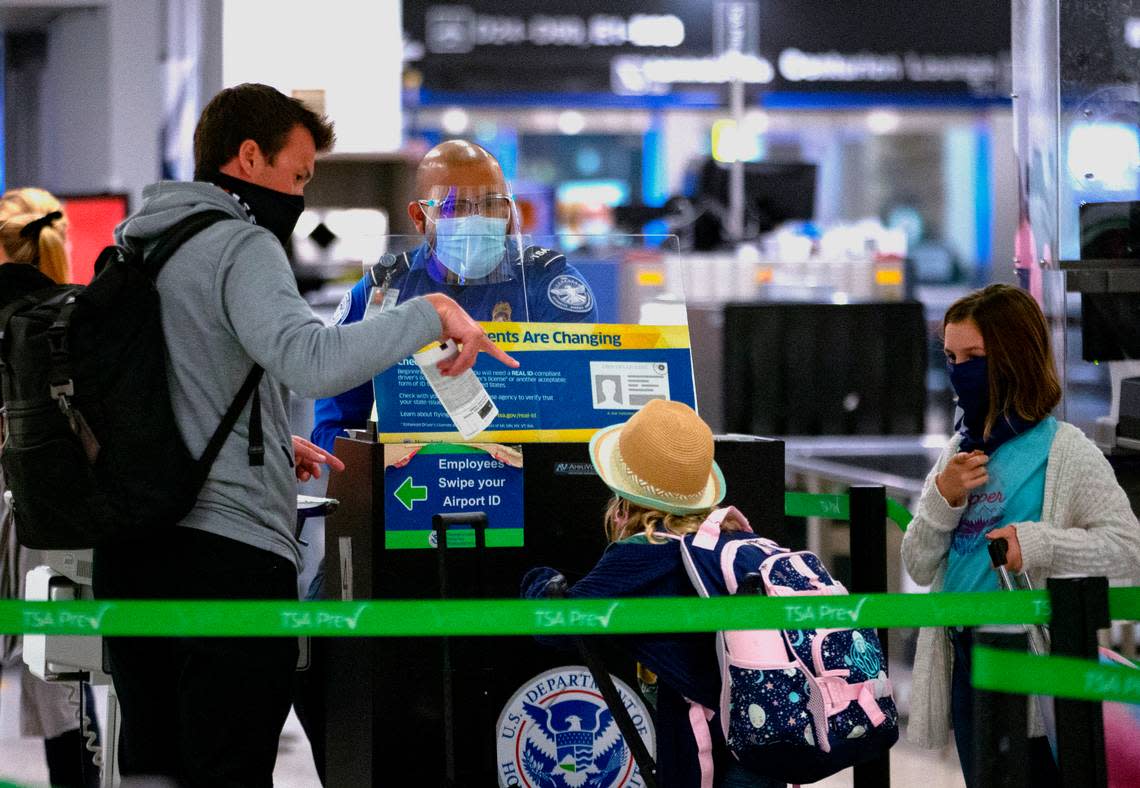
[904,285,1140,787]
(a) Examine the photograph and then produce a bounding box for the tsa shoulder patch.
[546,273,593,314]
[331,289,353,325]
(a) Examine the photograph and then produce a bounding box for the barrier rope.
[2,588,1138,638]
[972,646,1140,705]
[782,492,913,530]
[6,494,1139,717]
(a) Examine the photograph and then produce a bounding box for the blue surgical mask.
[431,215,508,281]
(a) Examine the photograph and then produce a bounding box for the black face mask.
[208,171,304,247]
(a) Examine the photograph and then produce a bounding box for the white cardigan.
[901,421,1140,748]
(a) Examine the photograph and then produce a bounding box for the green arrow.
[394,477,428,511]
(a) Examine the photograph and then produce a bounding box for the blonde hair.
[0,188,70,284]
[603,496,748,544]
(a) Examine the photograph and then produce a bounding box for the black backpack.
[0,210,264,549]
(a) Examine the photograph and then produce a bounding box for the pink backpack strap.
[686,700,716,788]
[691,506,752,550]
[816,676,893,726]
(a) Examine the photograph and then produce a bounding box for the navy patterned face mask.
[949,356,1037,454]
[948,356,989,441]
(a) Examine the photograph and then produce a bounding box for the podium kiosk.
[321,435,785,785]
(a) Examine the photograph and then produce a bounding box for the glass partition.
[368,234,695,444]
[1014,0,1140,431]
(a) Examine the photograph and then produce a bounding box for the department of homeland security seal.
[496,666,655,787]
[547,274,594,314]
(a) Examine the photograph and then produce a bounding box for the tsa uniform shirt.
[311,244,597,452]
[943,417,1059,593]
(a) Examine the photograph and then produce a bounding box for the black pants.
[292,562,326,784]
[950,627,1061,788]
[93,528,298,788]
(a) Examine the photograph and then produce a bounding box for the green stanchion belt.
[973,646,1140,706]
[2,588,1139,637]
[783,492,913,531]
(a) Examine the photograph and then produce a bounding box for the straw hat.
[589,399,725,516]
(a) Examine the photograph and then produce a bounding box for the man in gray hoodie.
[91,83,516,786]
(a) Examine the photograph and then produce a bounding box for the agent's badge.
[492,301,513,322]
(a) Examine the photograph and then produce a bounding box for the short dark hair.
[943,284,1062,437]
[193,83,335,179]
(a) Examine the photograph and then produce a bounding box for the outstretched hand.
[292,435,345,483]
[423,293,519,375]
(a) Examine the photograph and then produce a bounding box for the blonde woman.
[523,399,782,788]
[0,186,100,787]
[0,187,71,282]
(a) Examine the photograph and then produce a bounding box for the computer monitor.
[58,193,130,285]
[1078,200,1140,361]
[697,159,817,234]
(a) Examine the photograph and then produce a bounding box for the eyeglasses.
[417,193,514,221]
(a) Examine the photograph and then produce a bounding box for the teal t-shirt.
[943,417,1058,593]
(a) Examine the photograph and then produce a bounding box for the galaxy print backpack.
[674,507,898,785]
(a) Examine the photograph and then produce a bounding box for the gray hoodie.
[117,181,441,569]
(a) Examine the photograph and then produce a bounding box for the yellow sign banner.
[481,322,691,353]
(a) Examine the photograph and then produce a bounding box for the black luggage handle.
[546,575,659,788]
[432,512,487,601]
[988,536,1023,594]
[988,536,1051,653]
[432,511,488,550]
[987,536,1008,568]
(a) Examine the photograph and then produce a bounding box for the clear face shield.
[418,185,525,286]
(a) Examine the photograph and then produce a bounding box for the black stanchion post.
[849,485,890,788]
[433,512,489,788]
[972,628,1031,788]
[1048,576,1109,788]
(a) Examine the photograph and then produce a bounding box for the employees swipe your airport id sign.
[383,443,524,549]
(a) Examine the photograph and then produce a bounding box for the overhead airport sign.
[404,0,1011,97]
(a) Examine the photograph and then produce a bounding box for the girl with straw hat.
[523,399,783,788]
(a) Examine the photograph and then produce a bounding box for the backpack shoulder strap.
[197,365,264,475]
[138,209,262,472]
[543,575,659,788]
[142,209,235,277]
[691,506,752,550]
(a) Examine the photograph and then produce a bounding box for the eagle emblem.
[496,667,654,787]
[520,699,627,788]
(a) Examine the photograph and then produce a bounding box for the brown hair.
[0,188,70,284]
[943,284,1061,437]
[604,496,747,544]
[193,83,336,179]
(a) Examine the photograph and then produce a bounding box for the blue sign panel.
[376,322,696,442]
[383,443,524,549]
